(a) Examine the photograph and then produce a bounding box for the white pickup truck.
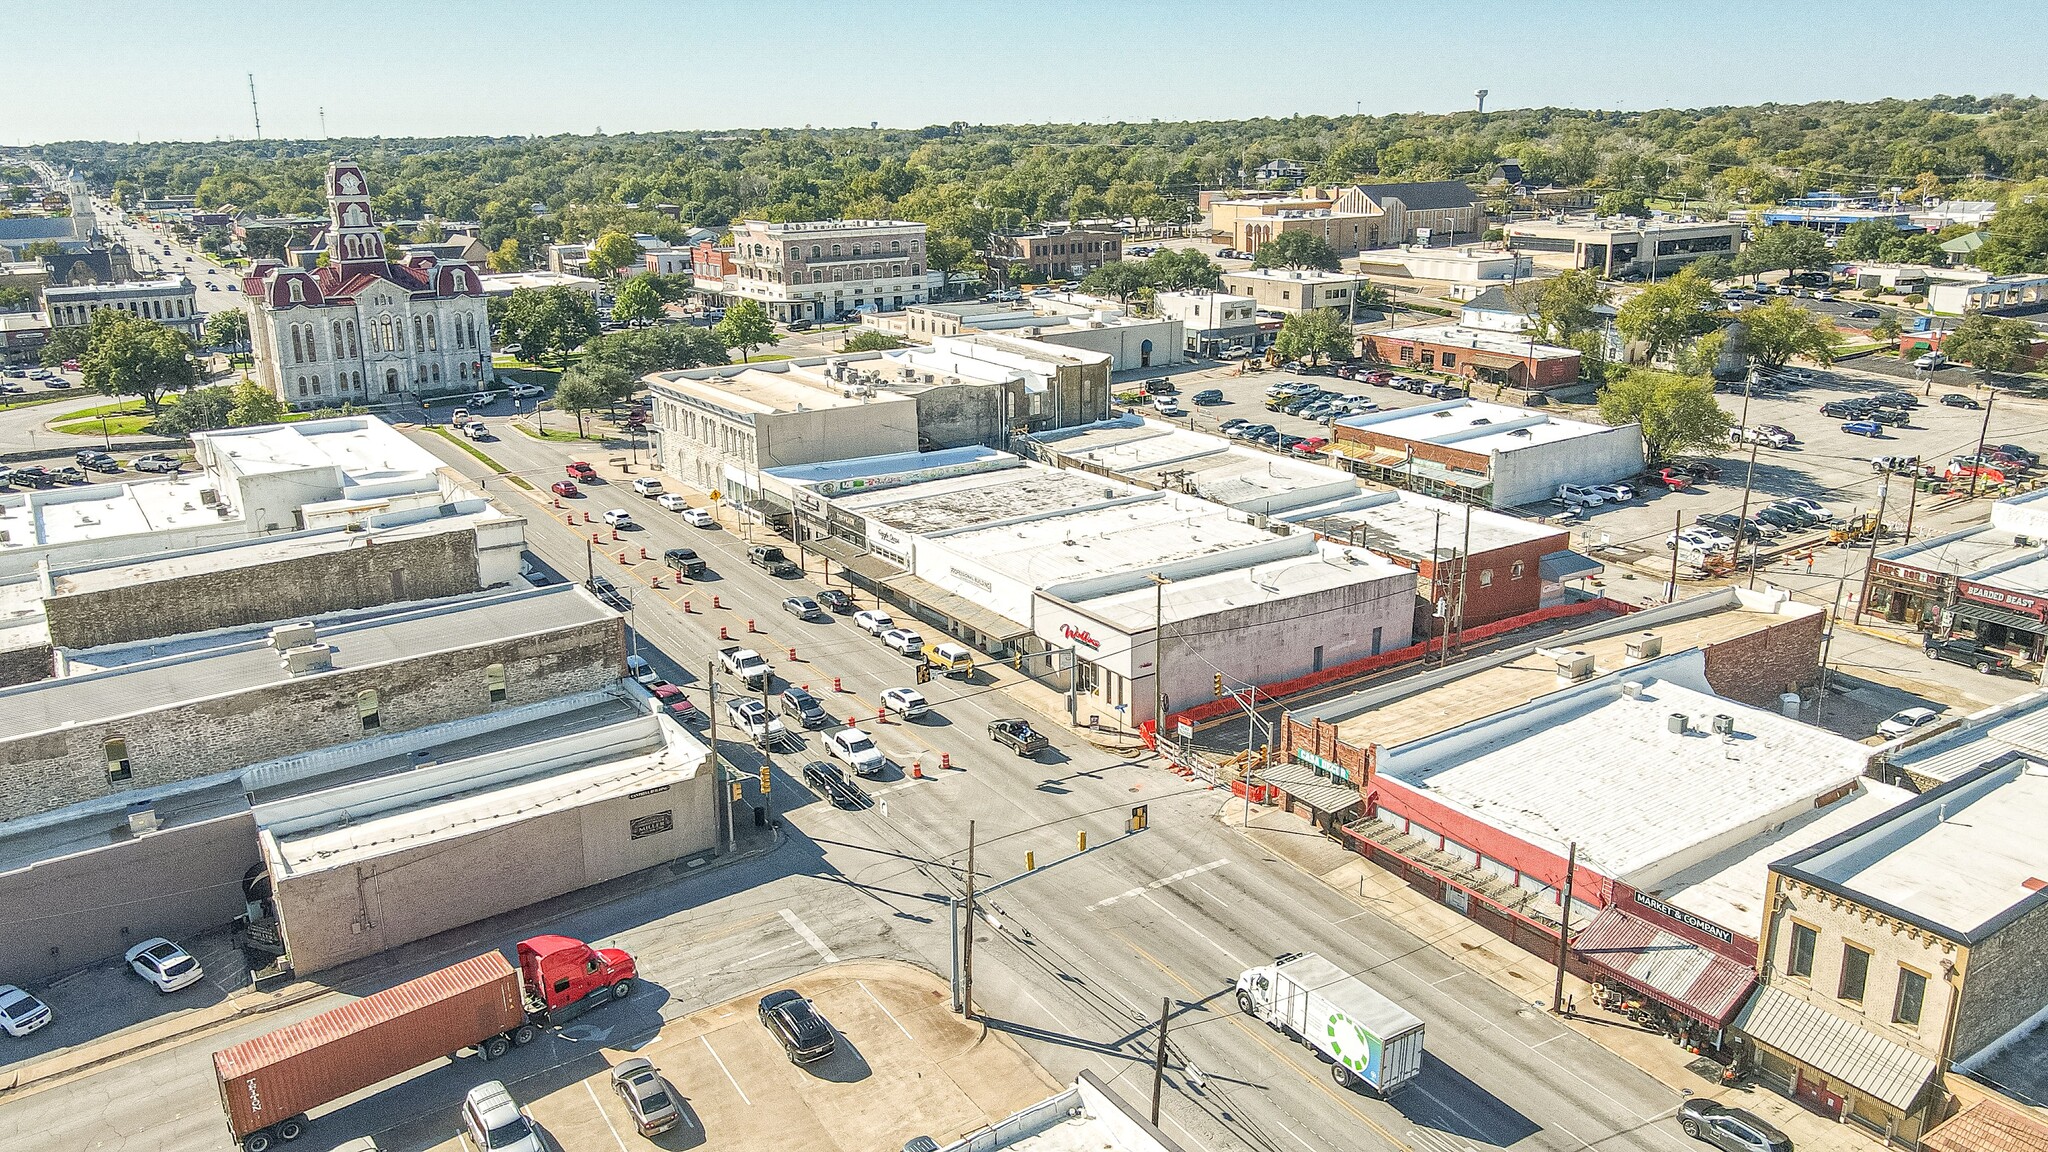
[718,645,772,689]
[724,698,789,747]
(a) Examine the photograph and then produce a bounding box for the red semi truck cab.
[517,934,637,1015]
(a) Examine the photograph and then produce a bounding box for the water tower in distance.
[1475,89,1489,114]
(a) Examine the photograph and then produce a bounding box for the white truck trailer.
[1236,952,1426,1093]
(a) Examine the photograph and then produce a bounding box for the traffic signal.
[730,780,742,803]
[916,662,932,685]
[1129,804,1149,833]
[758,764,771,794]
[1214,673,1224,698]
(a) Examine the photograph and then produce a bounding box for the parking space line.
[779,907,840,963]
[858,979,916,1041]
[701,1035,751,1105]
[583,1080,631,1152]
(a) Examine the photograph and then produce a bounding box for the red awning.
[1572,907,1756,1028]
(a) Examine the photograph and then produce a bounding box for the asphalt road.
[0,409,1716,1152]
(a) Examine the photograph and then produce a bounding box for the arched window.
[385,367,399,393]
[486,663,507,703]
[425,315,437,350]
[106,737,131,783]
[347,320,359,357]
[417,364,428,383]
[382,317,397,351]
[811,245,820,258]
[287,279,304,303]
[413,316,424,351]
[343,235,359,259]
[891,240,902,251]
[332,321,345,356]
[351,371,361,390]
[452,268,466,291]
[459,362,468,381]
[291,326,304,363]
[357,689,381,731]
[430,363,440,382]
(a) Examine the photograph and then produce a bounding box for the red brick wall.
[1700,611,1824,707]
[1333,425,1490,477]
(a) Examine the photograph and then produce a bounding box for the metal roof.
[1260,761,1360,816]
[1733,985,1937,1110]
[1571,906,1756,1027]
[1884,691,2048,786]
[1922,1101,2048,1152]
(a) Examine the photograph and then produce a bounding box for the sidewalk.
[1230,803,1887,1152]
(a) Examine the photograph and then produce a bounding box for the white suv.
[1556,484,1606,508]
[463,1081,545,1152]
[631,477,664,497]
[853,610,895,636]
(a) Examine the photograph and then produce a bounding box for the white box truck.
[1236,952,1425,1094]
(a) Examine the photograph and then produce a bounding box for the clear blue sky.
[7,0,2045,143]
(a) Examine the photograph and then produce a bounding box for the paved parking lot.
[393,961,1057,1152]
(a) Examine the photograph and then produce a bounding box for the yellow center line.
[1113,930,1419,1152]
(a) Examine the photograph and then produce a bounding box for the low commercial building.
[1330,399,1643,508]
[868,297,1183,371]
[934,1071,1188,1152]
[1866,489,2048,660]
[44,275,201,340]
[1927,274,2048,317]
[1741,755,2048,1141]
[0,415,512,578]
[990,227,1123,280]
[1277,490,1579,626]
[1353,652,1897,1044]
[1154,291,1264,357]
[1028,416,1357,515]
[1222,268,1366,315]
[1357,322,1582,391]
[1355,245,1532,287]
[1211,183,1485,255]
[1874,688,2048,793]
[1758,205,1918,235]
[0,309,49,363]
[772,448,1412,726]
[475,270,604,298]
[1506,217,1743,279]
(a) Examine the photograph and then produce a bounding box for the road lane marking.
[858,979,915,1041]
[1086,859,1228,910]
[701,1035,751,1105]
[779,907,840,963]
[584,1080,631,1152]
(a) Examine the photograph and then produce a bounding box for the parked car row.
[1,935,204,1041]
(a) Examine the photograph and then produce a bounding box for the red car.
[1650,467,1692,491]
[566,461,597,481]
[1293,436,1330,455]
[552,479,580,497]
[651,683,700,722]
[1363,370,1393,385]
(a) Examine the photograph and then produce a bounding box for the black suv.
[779,686,829,729]
[758,989,836,1063]
[1925,636,2013,675]
[1677,1100,1791,1152]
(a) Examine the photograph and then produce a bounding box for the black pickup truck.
[988,718,1049,757]
[664,547,707,577]
[749,545,801,578]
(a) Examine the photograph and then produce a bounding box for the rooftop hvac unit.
[280,644,334,675]
[199,488,219,507]
[127,804,161,836]
[1624,631,1663,662]
[268,621,317,650]
[1668,713,1690,735]
[1554,650,1595,683]
[1712,714,1737,736]
[2017,535,2035,547]
[1620,680,1644,700]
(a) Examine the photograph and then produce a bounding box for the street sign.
[709,489,723,502]
[1176,721,1193,742]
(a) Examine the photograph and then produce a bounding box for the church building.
[243,161,491,407]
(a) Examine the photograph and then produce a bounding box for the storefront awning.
[1733,985,1937,1110]
[806,536,907,585]
[879,571,1033,644]
[1461,352,1524,370]
[1540,550,1605,583]
[1260,762,1360,816]
[1572,907,1756,1028]
[1951,600,2044,633]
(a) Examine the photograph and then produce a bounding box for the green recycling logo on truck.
[1325,1010,1383,1079]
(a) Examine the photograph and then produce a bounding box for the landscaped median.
[426,425,534,489]
[49,399,153,436]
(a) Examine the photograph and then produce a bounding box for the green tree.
[1941,313,2039,375]
[487,237,523,272]
[79,311,199,413]
[495,286,600,366]
[927,235,975,282]
[579,325,727,376]
[1504,270,1611,343]
[1613,269,1718,361]
[586,230,642,278]
[241,226,291,263]
[552,368,607,437]
[1735,224,1831,280]
[147,384,235,436]
[1686,253,1734,284]
[227,378,286,426]
[1145,248,1222,292]
[611,276,665,324]
[1079,260,1149,307]
[1871,315,1903,343]
[713,298,777,362]
[841,330,905,352]
[1596,191,1649,218]
[204,308,250,348]
[1250,231,1341,272]
[1272,308,1353,366]
[22,240,62,260]
[1740,299,1840,368]
[1975,200,2048,275]
[1597,368,1731,462]
[1835,220,1896,262]
[0,285,35,312]
[40,324,90,367]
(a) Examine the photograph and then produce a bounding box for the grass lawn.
[427,426,533,489]
[738,353,792,362]
[0,391,106,414]
[51,399,152,436]
[513,422,597,443]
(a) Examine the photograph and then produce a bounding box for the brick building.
[1741,755,2048,1143]
[724,218,928,322]
[1357,323,1582,391]
[991,227,1122,281]
[1330,399,1643,508]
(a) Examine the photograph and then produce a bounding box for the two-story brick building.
[1740,755,2048,1144]
[991,227,1122,281]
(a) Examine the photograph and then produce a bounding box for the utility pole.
[246,74,262,141]
[1150,996,1172,1125]
[1426,511,1444,664]
[1667,507,1683,604]
[1450,504,1473,658]
[709,661,731,852]
[1968,389,1998,499]
[961,821,977,1019]
[1855,481,1891,622]
[1736,435,1763,588]
[1551,841,1578,1015]
[1148,573,1170,742]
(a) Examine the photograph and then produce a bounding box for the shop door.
[1794,1070,1844,1118]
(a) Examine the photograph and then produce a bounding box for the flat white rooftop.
[1063,544,1404,632]
[1279,490,1564,558]
[197,416,449,483]
[1224,268,1363,285]
[840,467,1144,534]
[1648,780,1916,935]
[1783,757,2048,936]
[1337,399,1614,450]
[934,496,1275,583]
[1378,654,1871,885]
[1380,323,1581,361]
[0,475,232,550]
[1881,689,2048,785]
[653,360,901,415]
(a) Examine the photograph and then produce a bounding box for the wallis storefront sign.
[1061,623,1102,650]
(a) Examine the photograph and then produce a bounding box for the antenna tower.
[248,74,262,140]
